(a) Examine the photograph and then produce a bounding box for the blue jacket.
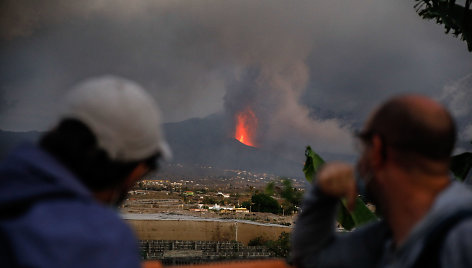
[0,144,141,268]
[292,181,472,268]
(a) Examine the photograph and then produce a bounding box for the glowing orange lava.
[234,107,258,147]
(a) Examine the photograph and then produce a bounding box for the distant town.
[121,165,308,226]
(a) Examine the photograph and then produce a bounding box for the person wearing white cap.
[0,75,170,268]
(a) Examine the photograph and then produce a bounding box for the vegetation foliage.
[450,142,472,182]
[245,178,303,215]
[415,0,472,51]
[248,232,291,258]
[303,146,378,230]
[305,139,472,230]
[250,193,280,214]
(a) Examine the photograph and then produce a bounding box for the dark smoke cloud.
[1,0,471,157]
[224,65,352,155]
[441,74,472,151]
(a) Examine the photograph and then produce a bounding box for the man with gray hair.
[292,95,472,267]
[0,76,170,267]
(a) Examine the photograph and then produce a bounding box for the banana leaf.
[303,146,378,230]
[451,152,472,182]
[303,146,325,183]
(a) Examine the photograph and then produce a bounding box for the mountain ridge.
[0,115,354,178]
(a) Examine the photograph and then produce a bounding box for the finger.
[317,162,354,198]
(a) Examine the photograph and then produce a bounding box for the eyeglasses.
[141,153,161,179]
[354,129,388,159]
[355,129,374,142]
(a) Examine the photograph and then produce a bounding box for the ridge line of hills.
[0,115,355,178]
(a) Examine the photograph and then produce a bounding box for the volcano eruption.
[234,107,257,147]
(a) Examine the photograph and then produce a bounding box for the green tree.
[241,201,252,210]
[265,181,275,196]
[266,232,291,258]
[415,0,472,51]
[281,179,303,207]
[247,232,291,258]
[251,193,280,214]
[248,236,266,246]
[281,200,295,216]
[414,1,472,181]
[203,196,216,205]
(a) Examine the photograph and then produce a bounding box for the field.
[126,218,291,245]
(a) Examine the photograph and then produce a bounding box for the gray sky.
[1,0,471,155]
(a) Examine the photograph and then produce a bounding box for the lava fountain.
[234,107,258,147]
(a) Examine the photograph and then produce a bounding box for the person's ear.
[371,134,385,168]
[123,163,150,189]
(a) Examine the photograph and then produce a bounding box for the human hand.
[317,162,357,211]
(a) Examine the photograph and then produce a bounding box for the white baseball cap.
[60,75,171,162]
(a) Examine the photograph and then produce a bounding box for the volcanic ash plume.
[1,0,353,156]
[225,61,353,156]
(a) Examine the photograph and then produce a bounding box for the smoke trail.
[224,63,352,155]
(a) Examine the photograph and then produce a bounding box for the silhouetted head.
[40,76,171,204]
[358,94,456,174]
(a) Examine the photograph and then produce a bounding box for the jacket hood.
[0,143,92,208]
[396,181,472,265]
[409,182,472,238]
